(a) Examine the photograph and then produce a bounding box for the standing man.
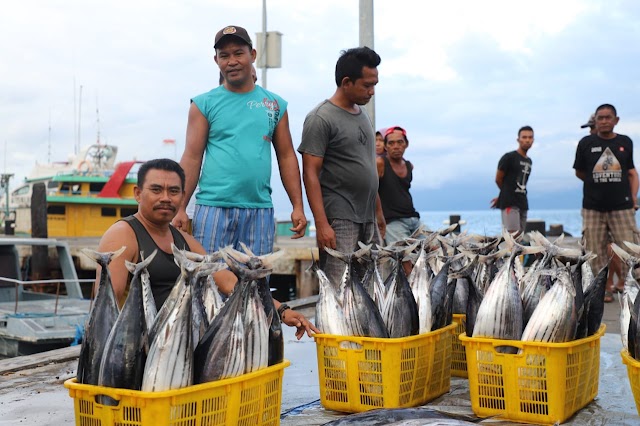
[491,126,534,233]
[298,47,386,287]
[173,25,307,256]
[377,125,421,243]
[573,104,639,301]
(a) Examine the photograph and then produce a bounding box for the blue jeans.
[385,217,422,244]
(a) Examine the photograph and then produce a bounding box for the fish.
[325,246,389,338]
[448,255,483,337]
[223,246,283,366]
[472,252,523,349]
[98,250,157,395]
[310,251,347,336]
[194,265,271,383]
[380,243,419,338]
[429,258,453,331]
[76,246,126,385]
[140,267,157,333]
[611,243,640,351]
[628,291,640,359]
[141,274,193,391]
[202,274,225,323]
[521,266,577,343]
[358,242,391,309]
[408,241,435,334]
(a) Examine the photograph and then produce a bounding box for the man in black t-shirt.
[573,104,640,301]
[491,126,534,232]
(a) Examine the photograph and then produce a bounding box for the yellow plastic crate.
[459,325,605,425]
[621,349,640,415]
[451,314,468,378]
[314,322,456,413]
[64,360,290,426]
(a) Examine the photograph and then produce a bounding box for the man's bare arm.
[272,111,307,238]
[174,102,209,229]
[302,153,335,251]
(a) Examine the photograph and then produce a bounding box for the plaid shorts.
[319,219,381,289]
[192,205,275,256]
[581,208,640,276]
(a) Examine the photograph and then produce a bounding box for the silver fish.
[521,266,577,343]
[98,250,157,393]
[141,279,192,391]
[310,252,346,336]
[77,246,126,385]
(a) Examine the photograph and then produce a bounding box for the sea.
[278,208,599,238]
[418,209,585,237]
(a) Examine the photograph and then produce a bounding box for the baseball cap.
[580,113,596,129]
[214,25,252,49]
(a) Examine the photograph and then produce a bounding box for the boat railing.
[0,277,95,315]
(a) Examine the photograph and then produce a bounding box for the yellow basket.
[314,322,456,413]
[459,325,605,425]
[621,349,640,415]
[451,314,468,378]
[64,360,290,426]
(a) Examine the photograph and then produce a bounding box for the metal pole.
[261,0,268,89]
[359,0,375,129]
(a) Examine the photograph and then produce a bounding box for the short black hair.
[596,103,617,116]
[335,46,381,87]
[138,158,185,190]
[518,125,534,137]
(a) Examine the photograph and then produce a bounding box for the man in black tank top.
[377,126,422,244]
[95,158,317,339]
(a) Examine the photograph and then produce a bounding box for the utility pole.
[359,0,375,129]
[261,0,268,89]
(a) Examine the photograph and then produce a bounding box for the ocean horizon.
[275,208,610,238]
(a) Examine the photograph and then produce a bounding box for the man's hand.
[315,221,336,252]
[289,208,308,239]
[282,309,320,339]
[172,209,189,230]
[490,197,498,209]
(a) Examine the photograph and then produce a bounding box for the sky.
[2,0,640,220]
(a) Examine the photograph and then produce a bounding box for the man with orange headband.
[377,125,422,243]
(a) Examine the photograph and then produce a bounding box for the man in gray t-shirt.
[298,47,386,288]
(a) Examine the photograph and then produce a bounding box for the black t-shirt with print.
[573,133,635,211]
[497,150,532,211]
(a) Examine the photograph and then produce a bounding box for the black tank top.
[378,157,419,222]
[122,216,190,310]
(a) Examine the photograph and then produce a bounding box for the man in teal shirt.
[174,25,306,255]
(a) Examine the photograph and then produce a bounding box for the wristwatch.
[277,304,291,320]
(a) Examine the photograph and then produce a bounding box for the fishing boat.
[0,237,91,357]
[2,144,120,235]
[45,160,141,237]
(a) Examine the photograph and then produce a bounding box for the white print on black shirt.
[516,161,531,194]
[592,147,622,183]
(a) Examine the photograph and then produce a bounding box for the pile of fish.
[77,243,285,394]
[313,225,610,346]
[614,242,640,360]
[313,224,466,339]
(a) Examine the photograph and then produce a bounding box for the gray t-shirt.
[298,100,378,223]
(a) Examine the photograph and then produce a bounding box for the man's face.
[595,107,619,134]
[344,66,378,105]
[385,130,408,160]
[134,169,184,224]
[215,40,256,88]
[375,133,385,155]
[517,130,534,152]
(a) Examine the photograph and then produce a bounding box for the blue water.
[419,209,583,237]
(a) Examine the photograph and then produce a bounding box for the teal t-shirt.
[191,85,288,208]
